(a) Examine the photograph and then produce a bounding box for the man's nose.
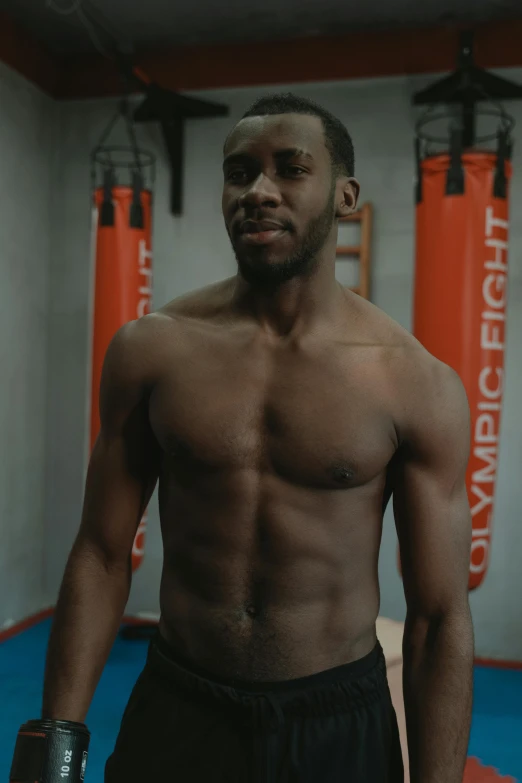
[238,174,282,209]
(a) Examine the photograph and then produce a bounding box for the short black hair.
[237,92,355,178]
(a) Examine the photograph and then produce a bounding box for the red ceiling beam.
[0,11,60,96]
[1,14,521,101]
[54,20,522,100]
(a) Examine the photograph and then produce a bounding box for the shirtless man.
[11,93,474,783]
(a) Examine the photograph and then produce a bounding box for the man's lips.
[237,220,289,245]
[240,229,287,245]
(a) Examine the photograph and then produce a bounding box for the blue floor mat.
[1,619,521,781]
[1,619,149,781]
[467,664,522,780]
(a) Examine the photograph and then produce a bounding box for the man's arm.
[42,318,162,722]
[393,360,474,783]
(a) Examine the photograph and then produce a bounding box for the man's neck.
[231,261,343,340]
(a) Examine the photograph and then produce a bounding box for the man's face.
[222,113,339,286]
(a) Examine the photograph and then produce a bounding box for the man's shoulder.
[344,289,457,376]
[157,278,235,324]
[115,278,235,355]
[342,287,423,359]
[344,290,468,434]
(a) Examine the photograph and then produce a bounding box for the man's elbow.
[404,599,474,656]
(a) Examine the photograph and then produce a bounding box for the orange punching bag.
[90,170,153,572]
[413,134,512,590]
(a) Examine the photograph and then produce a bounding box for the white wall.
[44,71,522,659]
[0,62,56,628]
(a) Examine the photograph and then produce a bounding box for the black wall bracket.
[133,84,229,215]
[413,30,522,148]
[45,1,229,217]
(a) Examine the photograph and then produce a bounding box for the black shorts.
[105,632,404,783]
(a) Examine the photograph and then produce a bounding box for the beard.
[231,187,336,287]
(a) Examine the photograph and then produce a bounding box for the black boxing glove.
[10,719,90,783]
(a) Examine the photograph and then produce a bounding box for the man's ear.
[336,178,360,219]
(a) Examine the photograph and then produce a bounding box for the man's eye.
[226,169,247,182]
[283,166,306,177]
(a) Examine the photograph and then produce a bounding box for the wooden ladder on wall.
[336,202,373,300]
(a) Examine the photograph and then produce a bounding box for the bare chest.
[149,338,397,489]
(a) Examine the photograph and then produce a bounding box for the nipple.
[333,465,354,483]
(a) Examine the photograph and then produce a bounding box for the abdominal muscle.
[156,487,382,682]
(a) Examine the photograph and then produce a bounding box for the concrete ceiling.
[4,0,522,55]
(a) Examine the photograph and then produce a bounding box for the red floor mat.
[464,757,516,782]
